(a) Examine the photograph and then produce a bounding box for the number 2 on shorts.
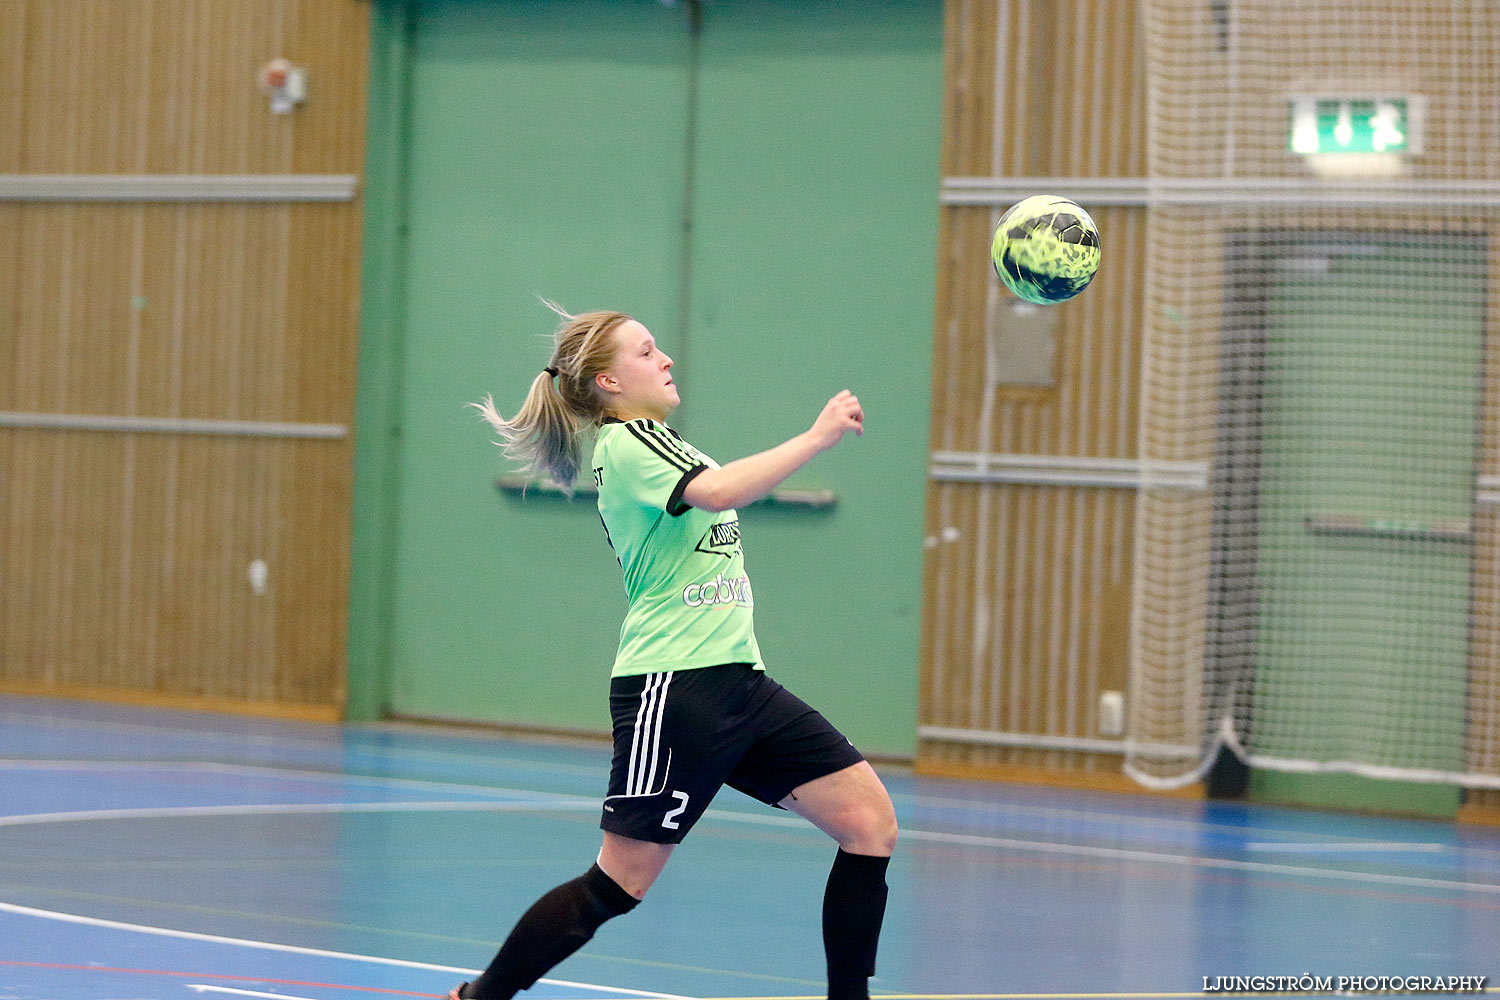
[662,790,690,830]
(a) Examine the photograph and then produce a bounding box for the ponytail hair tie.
[544,366,559,378]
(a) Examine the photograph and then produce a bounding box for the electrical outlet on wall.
[1099,690,1125,737]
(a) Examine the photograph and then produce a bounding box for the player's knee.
[869,800,899,855]
[610,871,656,901]
[596,860,662,901]
[843,795,898,856]
[865,780,899,850]
[595,842,672,901]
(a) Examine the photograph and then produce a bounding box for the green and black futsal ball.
[990,195,1101,304]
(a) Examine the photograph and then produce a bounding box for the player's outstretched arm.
[681,390,863,513]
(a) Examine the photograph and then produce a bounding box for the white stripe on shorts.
[627,672,673,796]
[641,671,672,795]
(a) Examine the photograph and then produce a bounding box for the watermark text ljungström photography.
[1202,975,1489,994]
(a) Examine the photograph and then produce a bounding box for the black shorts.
[600,663,865,845]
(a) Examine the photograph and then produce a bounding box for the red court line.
[0,960,443,997]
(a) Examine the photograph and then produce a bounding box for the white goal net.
[1126,0,1500,789]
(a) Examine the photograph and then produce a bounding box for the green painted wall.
[351,0,942,757]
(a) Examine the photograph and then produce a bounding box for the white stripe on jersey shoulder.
[636,420,701,468]
[623,420,697,472]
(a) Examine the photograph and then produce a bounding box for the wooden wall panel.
[0,433,350,710]
[922,0,1148,781]
[1,203,349,420]
[931,205,1146,458]
[0,1,370,174]
[923,486,1136,744]
[0,0,369,717]
[941,0,1146,181]
[937,0,997,179]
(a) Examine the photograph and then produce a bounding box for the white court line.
[0,899,693,999]
[0,799,599,828]
[13,746,1500,864]
[15,757,1492,862]
[4,763,1499,896]
[891,828,1500,895]
[1245,841,1447,854]
[888,789,1500,857]
[670,807,1500,896]
[0,710,347,750]
[0,757,593,801]
[188,986,317,1000]
[0,710,605,777]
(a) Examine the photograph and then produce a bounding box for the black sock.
[822,848,891,1000]
[462,863,640,1000]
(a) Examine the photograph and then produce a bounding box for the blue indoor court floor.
[1,693,1497,1000]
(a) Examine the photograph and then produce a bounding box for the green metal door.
[1250,234,1485,815]
[353,1,941,751]
[386,1,693,729]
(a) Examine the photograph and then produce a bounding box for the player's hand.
[809,390,864,451]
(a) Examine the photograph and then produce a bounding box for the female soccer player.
[457,304,897,1000]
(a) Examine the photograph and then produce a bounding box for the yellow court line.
[689,993,1500,1000]
[689,994,1212,999]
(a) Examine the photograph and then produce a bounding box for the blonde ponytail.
[471,302,633,489]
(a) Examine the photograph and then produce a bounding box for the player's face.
[598,320,679,421]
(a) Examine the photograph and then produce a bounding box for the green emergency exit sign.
[1288,97,1419,155]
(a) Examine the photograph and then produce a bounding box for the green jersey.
[592,417,763,678]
